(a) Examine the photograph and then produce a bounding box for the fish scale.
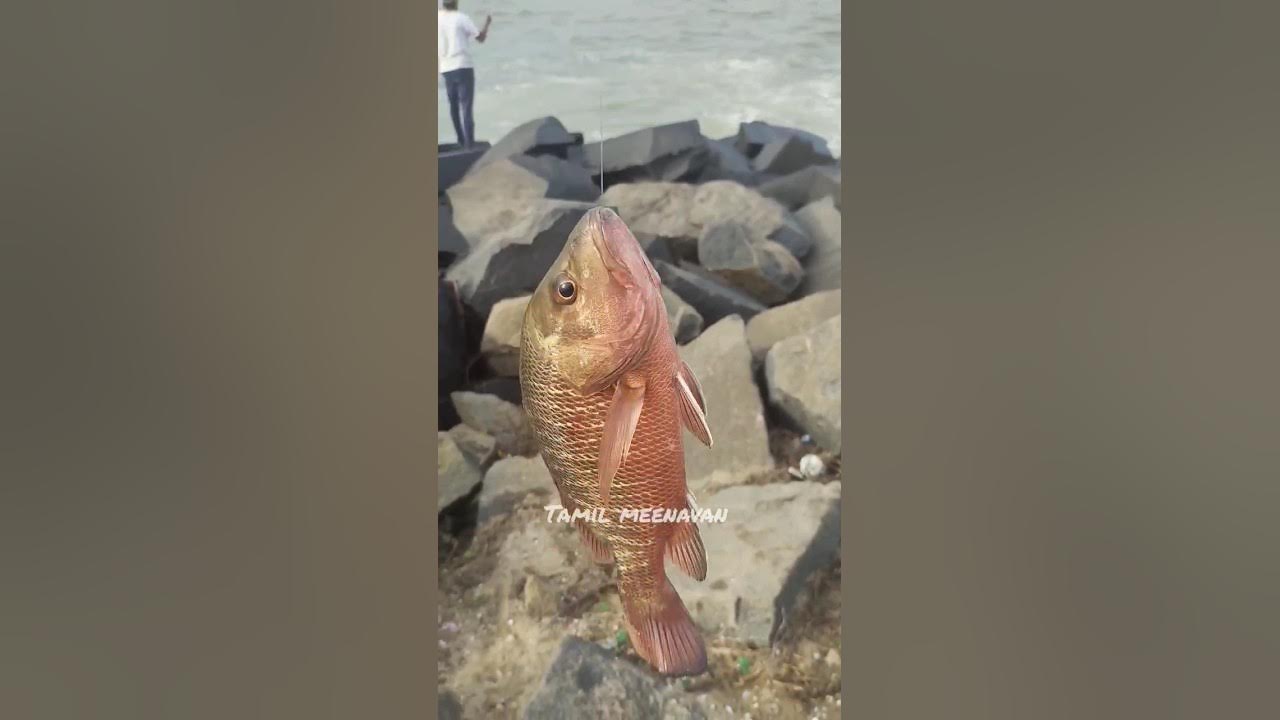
[521,323,685,557]
[519,206,712,676]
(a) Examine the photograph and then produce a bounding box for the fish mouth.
[586,206,660,290]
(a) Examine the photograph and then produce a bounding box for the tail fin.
[620,574,707,677]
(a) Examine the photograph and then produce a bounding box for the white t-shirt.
[438,10,480,74]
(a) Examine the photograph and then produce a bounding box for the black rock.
[751,132,838,176]
[661,286,704,344]
[641,143,712,183]
[756,165,842,211]
[697,222,804,304]
[734,120,832,160]
[584,120,706,181]
[444,200,594,317]
[632,231,677,265]
[654,260,767,325]
[467,376,523,407]
[522,637,663,720]
[470,116,575,171]
[694,137,758,185]
[688,180,813,259]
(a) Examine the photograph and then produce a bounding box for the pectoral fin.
[675,361,712,447]
[598,374,645,506]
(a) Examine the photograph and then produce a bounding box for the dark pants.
[443,67,475,148]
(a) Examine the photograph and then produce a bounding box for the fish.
[519,206,715,676]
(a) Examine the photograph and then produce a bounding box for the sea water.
[437,0,841,156]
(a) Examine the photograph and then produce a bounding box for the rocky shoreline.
[439,116,842,720]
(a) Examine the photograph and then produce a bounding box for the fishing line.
[598,91,605,195]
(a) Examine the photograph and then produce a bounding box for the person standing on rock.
[438,1,491,149]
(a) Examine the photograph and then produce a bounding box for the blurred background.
[438,0,842,154]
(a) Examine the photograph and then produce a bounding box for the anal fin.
[665,519,708,581]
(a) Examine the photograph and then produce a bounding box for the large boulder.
[734,120,833,160]
[751,132,838,176]
[450,391,538,457]
[689,180,812,259]
[654,261,766,325]
[599,182,699,257]
[602,180,811,261]
[446,424,497,470]
[677,316,773,494]
[745,289,842,363]
[661,286,703,345]
[477,455,554,525]
[438,432,483,511]
[756,165,841,211]
[438,142,490,196]
[694,137,757,185]
[671,481,841,646]
[697,222,803,304]
[523,637,664,720]
[448,155,599,247]
[584,119,706,184]
[794,196,841,296]
[765,314,842,453]
[444,200,593,317]
[470,116,575,171]
[481,294,529,376]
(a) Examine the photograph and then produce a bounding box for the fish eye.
[553,275,577,304]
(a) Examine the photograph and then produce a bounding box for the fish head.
[523,206,668,394]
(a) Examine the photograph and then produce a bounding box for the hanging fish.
[519,206,714,676]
